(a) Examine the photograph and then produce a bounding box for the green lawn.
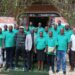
[0,70,48,75]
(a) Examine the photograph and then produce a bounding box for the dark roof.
[25,4,59,13]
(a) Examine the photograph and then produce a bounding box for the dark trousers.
[71,51,75,69]
[15,47,26,68]
[69,50,72,66]
[6,47,14,68]
[26,51,32,70]
[47,54,55,71]
[2,48,6,61]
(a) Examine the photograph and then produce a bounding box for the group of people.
[0,20,75,75]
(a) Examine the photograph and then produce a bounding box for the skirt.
[37,49,45,61]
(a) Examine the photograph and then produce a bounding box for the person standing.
[15,26,26,71]
[44,26,49,38]
[35,31,46,70]
[46,31,56,73]
[56,28,69,75]
[37,22,44,36]
[68,28,75,71]
[13,25,19,34]
[4,26,15,70]
[57,20,64,34]
[64,25,73,68]
[53,25,59,39]
[25,32,32,71]
[47,23,53,32]
[29,21,35,31]
[24,26,30,35]
[2,25,8,62]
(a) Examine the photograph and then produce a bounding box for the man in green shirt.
[13,25,19,34]
[4,26,15,70]
[29,21,35,31]
[53,25,59,39]
[56,28,69,75]
[44,26,49,38]
[35,31,46,70]
[57,20,64,34]
[2,25,8,61]
[65,25,73,41]
[47,23,53,32]
[24,26,30,35]
[46,31,56,73]
[37,22,44,36]
[64,25,73,70]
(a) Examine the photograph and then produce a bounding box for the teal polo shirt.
[57,25,64,34]
[48,27,53,32]
[5,31,15,47]
[57,34,69,51]
[13,29,19,34]
[52,28,59,38]
[29,25,35,31]
[65,29,73,40]
[2,30,8,38]
[37,27,44,36]
[35,37,46,50]
[0,33,4,47]
[46,37,56,47]
[44,31,49,39]
[46,36,56,55]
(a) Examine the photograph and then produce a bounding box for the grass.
[0,70,48,75]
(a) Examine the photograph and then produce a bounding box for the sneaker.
[23,68,29,72]
[14,67,18,71]
[56,70,59,73]
[52,70,55,73]
[63,71,66,75]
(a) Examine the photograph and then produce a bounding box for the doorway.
[29,17,49,27]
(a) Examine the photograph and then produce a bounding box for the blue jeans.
[57,50,66,71]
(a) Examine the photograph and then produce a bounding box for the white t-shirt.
[70,34,75,51]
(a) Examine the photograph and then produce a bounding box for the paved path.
[49,66,75,75]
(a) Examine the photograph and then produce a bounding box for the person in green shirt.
[53,25,59,39]
[56,28,69,75]
[44,26,49,39]
[0,28,4,68]
[2,25,8,61]
[64,25,73,69]
[13,25,19,34]
[24,26,30,35]
[64,25,73,41]
[35,31,46,70]
[47,23,53,32]
[46,31,56,73]
[37,22,44,36]
[3,25,8,38]
[57,20,64,34]
[29,21,35,31]
[4,26,15,70]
